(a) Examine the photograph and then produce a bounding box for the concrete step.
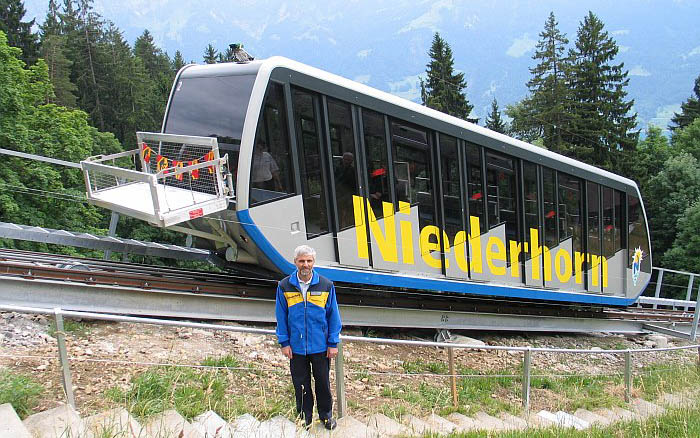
[658,392,686,408]
[572,408,612,426]
[445,412,479,431]
[0,403,32,438]
[401,414,432,435]
[143,409,203,438]
[473,412,507,430]
[554,411,589,430]
[83,408,143,438]
[630,398,664,418]
[611,407,638,421]
[229,413,261,437]
[192,410,232,438]
[23,403,85,438]
[498,412,528,430]
[533,410,558,427]
[310,415,377,438]
[365,413,409,437]
[422,413,457,434]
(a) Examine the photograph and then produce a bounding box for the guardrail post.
[448,347,458,408]
[522,348,531,412]
[53,308,75,409]
[690,281,700,341]
[653,269,664,309]
[624,350,632,403]
[334,341,346,419]
[685,275,695,312]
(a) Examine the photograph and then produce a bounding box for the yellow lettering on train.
[453,230,469,272]
[486,236,506,276]
[591,254,601,286]
[555,248,572,283]
[366,200,398,263]
[602,256,608,288]
[575,251,585,284]
[509,240,522,278]
[352,195,369,259]
[420,226,449,269]
[398,201,414,265]
[468,216,483,274]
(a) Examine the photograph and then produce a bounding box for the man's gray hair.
[294,245,316,260]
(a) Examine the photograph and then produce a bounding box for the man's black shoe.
[321,417,337,430]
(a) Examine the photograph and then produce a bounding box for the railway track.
[0,248,695,334]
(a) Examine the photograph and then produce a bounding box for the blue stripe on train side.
[237,209,637,306]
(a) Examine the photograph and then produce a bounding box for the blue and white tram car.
[162,57,652,307]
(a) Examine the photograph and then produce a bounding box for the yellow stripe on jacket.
[307,291,329,308]
[284,292,303,307]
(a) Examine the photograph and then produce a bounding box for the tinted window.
[440,134,462,240]
[362,110,390,219]
[292,88,330,238]
[250,82,295,205]
[602,187,614,258]
[523,162,539,260]
[466,143,486,233]
[542,168,557,249]
[587,182,601,259]
[328,98,359,231]
[559,174,582,255]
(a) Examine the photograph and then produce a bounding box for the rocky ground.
[1,311,697,420]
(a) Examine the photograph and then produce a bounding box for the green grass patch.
[201,355,241,369]
[0,368,44,418]
[402,359,448,375]
[636,362,700,399]
[48,319,91,338]
[530,372,624,411]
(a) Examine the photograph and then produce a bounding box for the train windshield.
[163,74,257,195]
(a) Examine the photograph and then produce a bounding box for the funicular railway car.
[89,56,653,307]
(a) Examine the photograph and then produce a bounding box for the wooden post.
[448,347,458,408]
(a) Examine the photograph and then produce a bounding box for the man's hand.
[281,346,292,359]
[327,347,338,359]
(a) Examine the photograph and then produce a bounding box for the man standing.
[275,245,342,430]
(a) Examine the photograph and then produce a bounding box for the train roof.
[176,56,639,191]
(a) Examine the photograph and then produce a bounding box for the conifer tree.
[40,0,77,107]
[420,32,474,122]
[670,74,700,131]
[133,29,170,78]
[203,43,217,64]
[171,50,185,71]
[485,97,507,134]
[524,12,571,154]
[566,11,638,171]
[0,0,39,64]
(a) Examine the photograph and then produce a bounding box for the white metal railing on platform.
[1,303,699,419]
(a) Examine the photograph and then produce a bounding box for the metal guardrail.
[1,304,700,419]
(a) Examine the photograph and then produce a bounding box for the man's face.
[295,253,315,277]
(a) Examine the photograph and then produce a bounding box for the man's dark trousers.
[290,352,332,422]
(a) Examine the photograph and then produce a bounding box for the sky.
[22,0,700,131]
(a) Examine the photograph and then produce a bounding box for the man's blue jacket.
[275,270,342,355]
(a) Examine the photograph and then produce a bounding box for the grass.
[636,362,700,399]
[0,368,44,418]
[402,359,449,375]
[530,372,624,411]
[48,318,91,338]
[200,355,241,369]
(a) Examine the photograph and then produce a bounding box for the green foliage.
[670,74,700,131]
[402,359,448,375]
[201,355,241,369]
[203,43,217,64]
[420,32,474,122]
[0,0,40,65]
[484,98,507,134]
[47,318,91,338]
[636,362,700,400]
[0,368,44,418]
[670,117,700,162]
[645,152,700,261]
[663,200,700,273]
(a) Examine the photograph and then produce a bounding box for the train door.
[586,182,603,293]
[465,143,489,281]
[602,188,626,295]
[325,98,368,268]
[547,173,585,291]
[523,162,543,287]
[440,135,468,279]
[485,152,522,284]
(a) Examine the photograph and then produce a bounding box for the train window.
[327,98,360,231]
[391,121,435,229]
[466,143,486,233]
[614,190,624,252]
[362,109,391,219]
[558,174,582,256]
[486,152,519,267]
[628,194,650,272]
[440,134,462,242]
[523,162,539,260]
[602,186,614,258]
[587,182,601,261]
[292,88,330,238]
[164,74,257,196]
[249,82,295,206]
[542,168,557,249]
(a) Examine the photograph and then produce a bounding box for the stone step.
[533,410,559,427]
[258,415,299,438]
[554,411,589,430]
[23,403,85,438]
[83,408,143,438]
[423,413,457,435]
[445,412,479,431]
[659,392,686,408]
[401,414,433,435]
[143,409,203,438]
[192,410,232,438]
[365,413,410,437]
[310,415,377,438]
[0,403,32,438]
[630,398,664,418]
[594,407,637,423]
[229,413,261,437]
[498,412,528,430]
[473,412,507,430]
[611,407,638,421]
[573,408,612,426]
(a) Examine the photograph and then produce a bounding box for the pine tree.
[670,74,700,131]
[566,11,638,171]
[420,32,474,122]
[39,0,77,107]
[171,50,185,71]
[485,98,507,134]
[134,29,170,78]
[203,43,217,64]
[0,0,40,64]
[524,12,572,154]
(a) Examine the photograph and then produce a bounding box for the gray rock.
[144,409,203,438]
[365,413,409,437]
[23,404,85,438]
[445,412,479,431]
[473,412,507,430]
[193,410,232,438]
[448,335,486,347]
[0,403,32,438]
[572,408,611,426]
[83,408,142,438]
[423,413,456,434]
